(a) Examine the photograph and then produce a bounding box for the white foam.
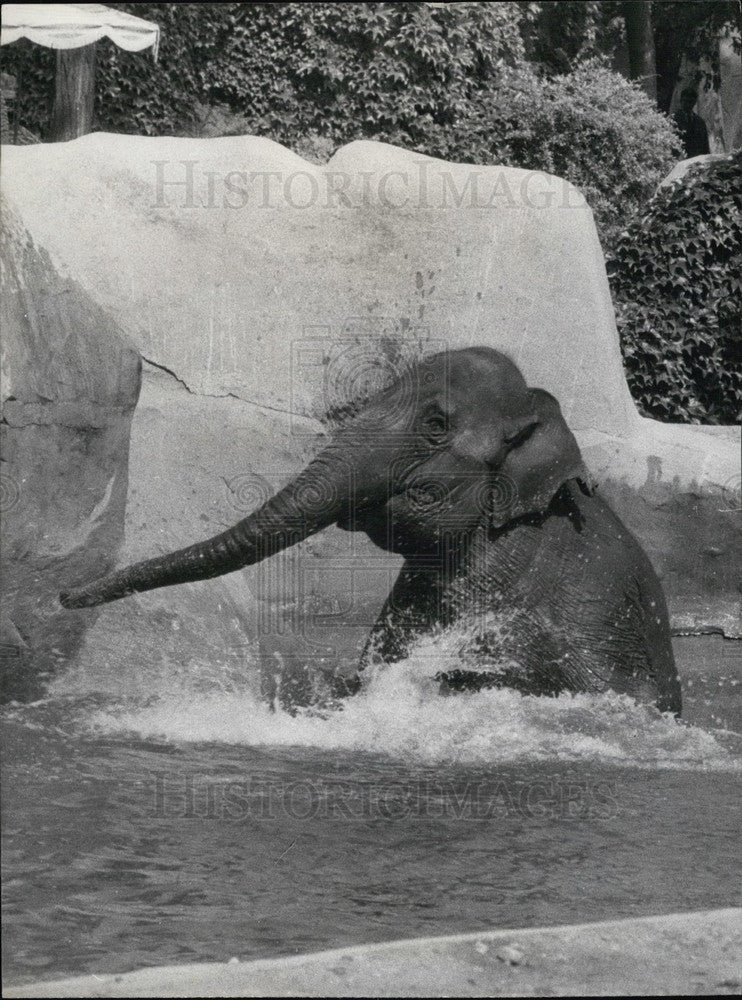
[85,642,742,772]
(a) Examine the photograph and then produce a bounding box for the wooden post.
[50,43,97,142]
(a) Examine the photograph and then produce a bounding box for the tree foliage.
[520,0,623,74]
[607,151,742,423]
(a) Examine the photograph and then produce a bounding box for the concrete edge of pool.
[5,908,741,998]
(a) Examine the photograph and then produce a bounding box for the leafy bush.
[432,61,682,244]
[606,151,742,424]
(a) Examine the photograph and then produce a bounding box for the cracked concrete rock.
[0,196,141,701]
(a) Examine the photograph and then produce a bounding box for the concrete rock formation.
[1,134,738,697]
[0,197,141,701]
[658,152,730,188]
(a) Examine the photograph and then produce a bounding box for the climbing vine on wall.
[607,151,742,424]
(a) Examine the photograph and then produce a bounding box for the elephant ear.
[492,388,595,527]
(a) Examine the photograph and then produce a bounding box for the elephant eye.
[421,411,449,444]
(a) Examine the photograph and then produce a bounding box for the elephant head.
[59,347,590,609]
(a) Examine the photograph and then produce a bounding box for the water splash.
[85,639,742,772]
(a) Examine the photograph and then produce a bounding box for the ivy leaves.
[606,152,742,424]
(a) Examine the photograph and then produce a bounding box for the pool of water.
[2,635,741,989]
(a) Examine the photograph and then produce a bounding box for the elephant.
[59,347,682,716]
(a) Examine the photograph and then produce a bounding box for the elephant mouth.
[336,483,449,532]
[335,499,383,532]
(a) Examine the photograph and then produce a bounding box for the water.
[2,636,741,988]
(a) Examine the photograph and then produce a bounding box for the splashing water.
[84,630,742,772]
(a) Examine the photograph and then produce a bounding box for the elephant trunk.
[59,446,352,610]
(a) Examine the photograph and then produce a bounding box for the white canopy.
[1,3,159,58]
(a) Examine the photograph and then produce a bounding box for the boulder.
[1,134,738,698]
[1,135,635,432]
[658,153,729,188]
[0,197,141,701]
